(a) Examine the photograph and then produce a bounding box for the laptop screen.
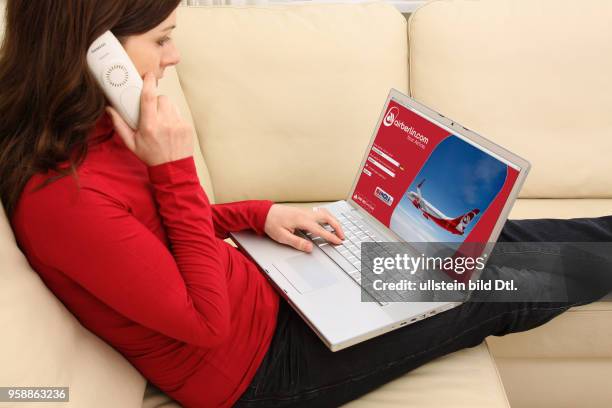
[351,98,521,244]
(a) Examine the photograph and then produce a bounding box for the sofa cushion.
[509,198,612,219]
[142,343,509,408]
[342,342,509,408]
[142,382,181,408]
[173,1,409,204]
[487,301,612,358]
[408,0,612,199]
[487,357,612,408]
[0,204,146,408]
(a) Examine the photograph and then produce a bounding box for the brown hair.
[0,0,181,220]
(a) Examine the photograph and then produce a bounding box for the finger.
[278,229,313,253]
[302,221,343,245]
[157,95,179,122]
[139,72,158,129]
[106,106,135,151]
[313,208,345,240]
[157,94,171,112]
[311,208,345,240]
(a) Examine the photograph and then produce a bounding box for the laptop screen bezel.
[345,88,531,262]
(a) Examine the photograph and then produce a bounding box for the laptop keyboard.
[302,210,392,305]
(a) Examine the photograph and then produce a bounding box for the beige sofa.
[1,1,610,407]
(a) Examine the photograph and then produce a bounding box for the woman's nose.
[162,45,181,68]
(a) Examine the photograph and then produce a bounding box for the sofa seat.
[487,301,612,359]
[142,343,509,408]
[486,299,612,408]
[341,341,509,408]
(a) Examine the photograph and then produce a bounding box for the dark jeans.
[234,216,612,407]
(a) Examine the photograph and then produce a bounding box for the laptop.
[230,88,530,352]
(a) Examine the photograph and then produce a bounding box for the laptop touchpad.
[273,254,338,294]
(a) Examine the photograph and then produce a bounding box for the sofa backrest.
[408,0,612,198]
[173,1,409,203]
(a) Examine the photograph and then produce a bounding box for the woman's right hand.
[106,72,194,167]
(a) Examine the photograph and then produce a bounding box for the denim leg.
[499,215,612,242]
[493,216,612,303]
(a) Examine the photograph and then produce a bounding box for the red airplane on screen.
[406,179,480,235]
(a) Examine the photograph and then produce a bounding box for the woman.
[1,1,610,407]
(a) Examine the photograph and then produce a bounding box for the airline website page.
[351,99,520,245]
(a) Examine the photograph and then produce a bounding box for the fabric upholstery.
[342,342,509,408]
[490,358,612,408]
[509,198,612,219]
[487,301,612,359]
[172,1,409,204]
[408,0,612,198]
[142,343,510,408]
[0,204,146,408]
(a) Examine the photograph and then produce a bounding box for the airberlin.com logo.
[382,105,429,147]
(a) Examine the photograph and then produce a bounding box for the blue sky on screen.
[390,135,508,243]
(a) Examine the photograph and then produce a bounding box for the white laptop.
[230,88,530,352]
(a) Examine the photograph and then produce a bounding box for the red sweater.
[10,113,280,407]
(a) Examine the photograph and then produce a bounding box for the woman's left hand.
[264,205,345,253]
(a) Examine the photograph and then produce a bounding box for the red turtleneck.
[10,113,280,407]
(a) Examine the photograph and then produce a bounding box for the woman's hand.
[264,205,346,253]
[106,72,194,167]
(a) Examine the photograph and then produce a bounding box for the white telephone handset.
[87,31,143,129]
